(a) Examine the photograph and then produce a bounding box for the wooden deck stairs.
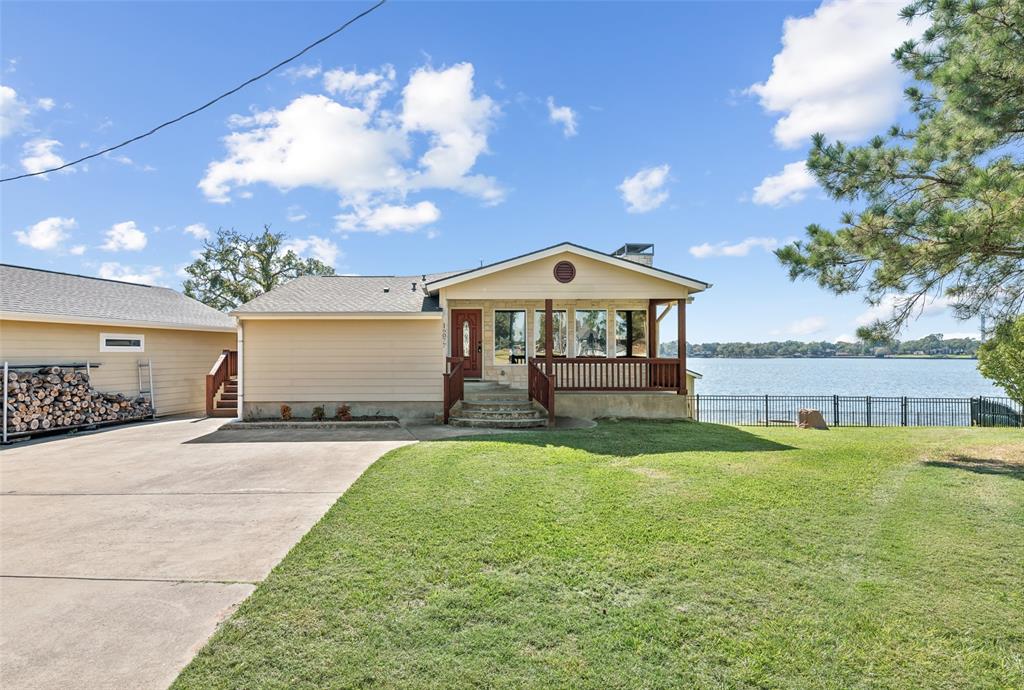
[210,377,238,417]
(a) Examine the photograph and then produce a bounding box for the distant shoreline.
[686,355,978,361]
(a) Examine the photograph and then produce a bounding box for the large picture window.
[615,310,648,357]
[534,310,568,357]
[494,310,527,364]
[574,309,607,357]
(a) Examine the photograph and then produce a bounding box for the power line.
[1,0,387,183]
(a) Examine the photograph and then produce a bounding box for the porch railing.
[528,361,556,423]
[529,357,684,392]
[205,349,237,416]
[442,356,465,423]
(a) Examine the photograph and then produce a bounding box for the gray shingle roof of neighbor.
[0,264,236,330]
[231,272,461,314]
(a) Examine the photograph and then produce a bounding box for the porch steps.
[210,378,238,418]
[450,380,547,428]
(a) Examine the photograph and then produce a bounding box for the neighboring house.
[233,242,709,426]
[0,264,236,417]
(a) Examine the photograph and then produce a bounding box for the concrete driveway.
[0,417,414,689]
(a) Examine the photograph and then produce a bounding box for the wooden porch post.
[544,299,553,375]
[677,298,686,395]
[647,299,658,358]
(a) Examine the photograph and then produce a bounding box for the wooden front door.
[451,309,482,378]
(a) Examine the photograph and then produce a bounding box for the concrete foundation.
[243,400,441,421]
[553,391,694,420]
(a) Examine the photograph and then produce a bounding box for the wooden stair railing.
[205,349,237,417]
[528,360,556,423]
[442,356,465,424]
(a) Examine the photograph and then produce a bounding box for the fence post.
[764,394,769,427]
[901,396,907,427]
[695,393,700,422]
[866,396,872,427]
[833,394,839,427]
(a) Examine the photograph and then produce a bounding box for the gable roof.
[425,242,711,293]
[0,264,236,331]
[231,273,459,316]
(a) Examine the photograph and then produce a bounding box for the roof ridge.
[0,263,161,289]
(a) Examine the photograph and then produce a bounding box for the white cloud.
[286,205,308,223]
[752,161,816,206]
[323,64,395,112]
[281,235,341,266]
[282,63,321,81]
[546,96,578,137]
[834,333,856,343]
[336,201,440,234]
[941,332,979,341]
[0,84,31,137]
[689,236,779,258]
[748,0,921,148]
[97,262,165,286]
[69,244,86,255]
[200,63,503,218]
[774,316,828,337]
[36,97,55,111]
[101,220,147,251]
[13,216,76,251]
[20,138,68,176]
[618,164,670,213]
[183,223,210,240]
[855,293,950,326]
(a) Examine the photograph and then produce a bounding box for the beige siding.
[442,251,691,301]
[242,318,443,402]
[0,319,235,416]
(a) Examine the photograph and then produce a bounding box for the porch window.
[534,310,568,357]
[494,310,527,364]
[574,309,607,357]
[615,310,648,357]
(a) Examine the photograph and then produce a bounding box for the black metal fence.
[690,395,1022,428]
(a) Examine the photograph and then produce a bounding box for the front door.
[451,309,482,378]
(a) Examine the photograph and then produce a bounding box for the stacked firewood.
[4,366,152,434]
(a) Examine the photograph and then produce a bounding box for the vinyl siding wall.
[441,251,692,301]
[241,318,443,403]
[0,319,235,416]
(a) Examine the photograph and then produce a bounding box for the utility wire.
[1,0,387,183]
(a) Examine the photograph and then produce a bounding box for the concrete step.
[464,381,511,392]
[460,400,538,413]
[449,415,547,429]
[464,390,530,402]
[456,408,545,421]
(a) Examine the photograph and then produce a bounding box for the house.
[232,242,709,426]
[0,264,236,418]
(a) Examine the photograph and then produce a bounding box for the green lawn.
[174,422,1023,689]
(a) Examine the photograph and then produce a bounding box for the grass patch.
[174,422,1024,689]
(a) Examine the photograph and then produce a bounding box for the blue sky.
[0,0,979,343]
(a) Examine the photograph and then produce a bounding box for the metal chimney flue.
[611,243,654,266]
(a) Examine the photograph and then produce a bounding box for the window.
[574,309,607,357]
[534,310,568,357]
[615,310,648,357]
[494,310,526,364]
[99,333,145,352]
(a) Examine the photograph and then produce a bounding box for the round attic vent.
[553,260,576,283]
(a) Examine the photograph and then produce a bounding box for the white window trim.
[100,332,145,353]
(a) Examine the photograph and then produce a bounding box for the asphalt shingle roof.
[232,273,460,314]
[0,264,236,330]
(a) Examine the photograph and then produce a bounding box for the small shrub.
[336,403,352,421]
[280,404,293,421]
[311,405,326,421]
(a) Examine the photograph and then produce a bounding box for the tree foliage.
[978,315,1024,403]
[660,333,981,359]
[776,0,1024,341]
[183,226,335,311]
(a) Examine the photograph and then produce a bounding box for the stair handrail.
[443,356,464,424]
[528,360,555,423]
[205,349,235,417]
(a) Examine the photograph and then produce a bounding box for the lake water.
[689,358,1007,398]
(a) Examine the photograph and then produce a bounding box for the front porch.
[442,297,692,424]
